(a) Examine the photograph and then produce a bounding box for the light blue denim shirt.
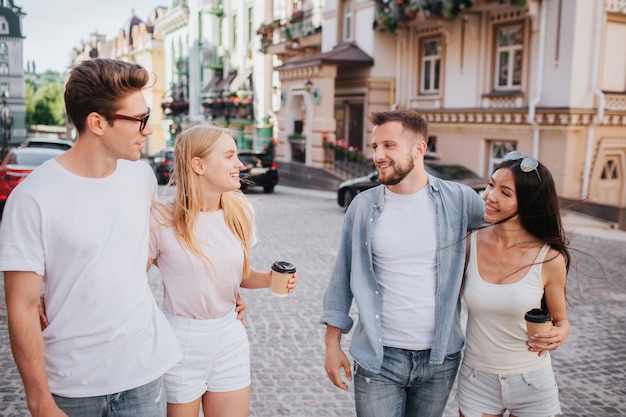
[321,175,486,370]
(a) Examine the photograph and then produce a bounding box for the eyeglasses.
[107,108,151,132]
[502,150,541,182]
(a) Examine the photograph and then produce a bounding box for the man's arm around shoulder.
[4,271,68,417]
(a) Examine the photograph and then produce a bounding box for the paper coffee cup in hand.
[524,308,552,339]
[270,261,296,297]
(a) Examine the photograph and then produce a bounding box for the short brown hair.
[64,59,150,132]
[369,109,429,143]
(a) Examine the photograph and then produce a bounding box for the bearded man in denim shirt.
[321,109,486,417]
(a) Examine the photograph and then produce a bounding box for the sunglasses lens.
[140,110,150,132]
[503,151,523,161]
[520,157,538,173]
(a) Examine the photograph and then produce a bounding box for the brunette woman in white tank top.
[456,151,570,417]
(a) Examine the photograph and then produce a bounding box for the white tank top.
[463,231,551,374]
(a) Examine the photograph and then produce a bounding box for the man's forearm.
[5,272,58,414]
[325,325,344,348]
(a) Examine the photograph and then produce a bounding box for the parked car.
[150,147,175,185]
[0,147,66,215]
[238,151,278,193]
[21,137,74,150]
[337,162,487,209]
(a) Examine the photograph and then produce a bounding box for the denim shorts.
[456,362,562,417]
[164,310,250,404]
[52,377,166,417]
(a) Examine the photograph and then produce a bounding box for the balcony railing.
[257,7,322,52]
[373,0,527,35]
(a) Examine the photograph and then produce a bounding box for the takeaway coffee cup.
[270,261,296,297]
[524,308,552,339]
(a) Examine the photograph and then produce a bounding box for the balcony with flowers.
[373,0,527,35]
[257,6,322,59]
[202,90,254,124]
[161,80,189,118]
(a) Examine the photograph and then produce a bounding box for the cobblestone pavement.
[1,185,625,417]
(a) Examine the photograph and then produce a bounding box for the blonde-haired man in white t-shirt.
[0,59,182,417]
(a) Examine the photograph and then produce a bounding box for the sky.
[18,0,168,73]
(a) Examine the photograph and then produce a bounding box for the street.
[1,185,626,416]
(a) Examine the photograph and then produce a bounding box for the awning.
[201,74,223,95]
[229,67,253,93]
[276,42,374,71]
[216,70,237,92]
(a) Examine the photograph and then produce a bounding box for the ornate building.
[259,0,626,228]
[0,0,26,147]
[71,7,169,155]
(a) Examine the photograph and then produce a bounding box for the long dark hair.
[493,158,571,273]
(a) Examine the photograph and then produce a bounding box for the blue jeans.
[52,377,166,417]
[354,347,461,417]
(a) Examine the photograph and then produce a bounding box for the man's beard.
[377,157,415,186]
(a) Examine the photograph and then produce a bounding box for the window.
[0,43,7,62]
[421,38,441,94]
[488,141,516,173]
[495,25,523,90]
[0,17,8,35]
[0,63,7,76]
[342,0,353,42]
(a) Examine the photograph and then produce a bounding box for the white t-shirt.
[371,186,437,350]
[0,159,182,397]
[149,203,257,320]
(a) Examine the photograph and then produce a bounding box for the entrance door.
[348,103,364,150]
[593,153,624,206]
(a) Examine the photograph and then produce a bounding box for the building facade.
[70,8,169,155]
[0,0,26,148]
[156,0,270,151]
[260,0,626,228]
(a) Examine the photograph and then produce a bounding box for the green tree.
[25,78,36,124]
[25,71,65,127]
[30,82,65,126]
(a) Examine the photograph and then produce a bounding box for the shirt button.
[378,339,382,343]
[369,218,373,222]
[374,291,379,295]
[375,315,379,319]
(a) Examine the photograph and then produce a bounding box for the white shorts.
[456,362,562,417]
[164,310,250,404]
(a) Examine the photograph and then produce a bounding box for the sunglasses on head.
[502,151,541,182]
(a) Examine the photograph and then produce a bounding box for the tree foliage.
[25,72,65,126]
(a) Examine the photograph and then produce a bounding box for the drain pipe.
[581,0,605,199]
[527,0,547,159]
[392,30,406,109]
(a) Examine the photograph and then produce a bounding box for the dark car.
[337,162,487,209]
[21,137,74,150]
[0,147,66,215]
[238,151,278,193]
[150,147,175,185]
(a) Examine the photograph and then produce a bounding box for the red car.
[0,147,65,215]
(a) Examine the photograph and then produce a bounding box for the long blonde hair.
[153,125,254,278]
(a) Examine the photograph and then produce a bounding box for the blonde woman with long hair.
[149,125,296,417]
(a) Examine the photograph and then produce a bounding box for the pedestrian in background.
[149,124,297,417]
[456,151,570,417]
[0,59,181,417]
[321,109,486,417]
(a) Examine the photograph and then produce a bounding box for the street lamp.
[1,86,11,160]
